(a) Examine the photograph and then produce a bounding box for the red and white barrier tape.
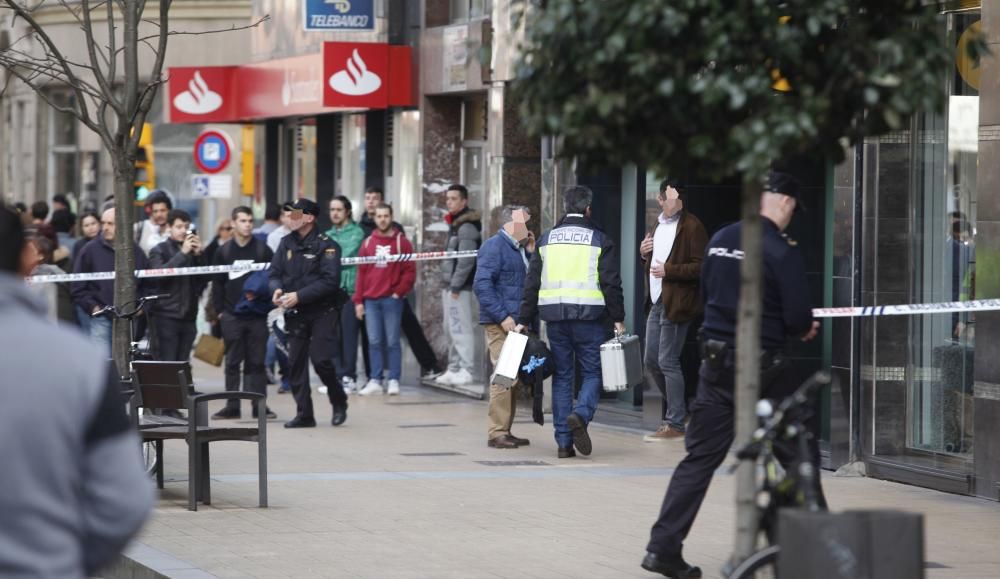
[25,250,480,284]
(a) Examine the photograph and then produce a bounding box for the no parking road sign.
[193,129,232,174]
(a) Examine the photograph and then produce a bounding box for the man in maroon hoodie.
[354,203,416,396]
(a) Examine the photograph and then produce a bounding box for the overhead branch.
[81,0,122,114]
[122,14,270,57]
[0,0,99,135]
[131,0,170,143]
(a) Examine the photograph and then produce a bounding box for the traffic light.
[135,122,155,202]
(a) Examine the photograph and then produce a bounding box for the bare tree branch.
[130,0,170,143]
[0,0,98,131]
[106,0,117,87]
[123,15,270,57]
[81,0,122,117]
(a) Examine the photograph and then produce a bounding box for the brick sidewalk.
[118,359,1000,579]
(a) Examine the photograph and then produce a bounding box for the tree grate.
[475,460,551,467]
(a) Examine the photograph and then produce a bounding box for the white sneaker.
[317,385,329,395]
[435,371,459,385]
[387,380,400,396]
[448,368,474,385]
[358,380,383,396]
[342,376,356,395]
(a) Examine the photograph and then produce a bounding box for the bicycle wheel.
[728,545,779,579]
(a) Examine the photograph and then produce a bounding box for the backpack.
[221,239,272,317]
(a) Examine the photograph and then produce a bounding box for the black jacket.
[701,217,813,350]
[212,237,273,316]
[268,226,343,314]
[70,238,150,315]
[148,239,207,321]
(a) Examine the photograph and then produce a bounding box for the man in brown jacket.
[640,179,708,441]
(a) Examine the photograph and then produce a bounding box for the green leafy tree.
[514,0,983,568]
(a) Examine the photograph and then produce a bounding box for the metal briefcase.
[491,331,529,389]
[600,333,643,392]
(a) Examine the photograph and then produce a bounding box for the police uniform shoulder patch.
[323,248,337,258]
[286,249,293,261]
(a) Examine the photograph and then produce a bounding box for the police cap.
[288,198,320,216]
[763,171,805,213]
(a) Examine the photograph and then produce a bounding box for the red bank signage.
[166,43,414,123]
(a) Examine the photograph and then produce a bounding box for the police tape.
[25,250,481,284]
[812,299,1000,318]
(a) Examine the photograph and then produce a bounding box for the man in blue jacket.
[474,206,535,449]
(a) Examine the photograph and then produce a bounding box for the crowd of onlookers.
[13,186,490,421]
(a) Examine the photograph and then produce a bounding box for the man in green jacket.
[326,195,366,394]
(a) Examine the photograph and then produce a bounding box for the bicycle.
[725,370,831,579]
[92,293,170,475]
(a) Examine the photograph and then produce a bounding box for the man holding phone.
[148,209,206,362]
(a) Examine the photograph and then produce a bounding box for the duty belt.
[700,338,786,379]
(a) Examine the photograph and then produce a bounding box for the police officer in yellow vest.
[516,185,626,459]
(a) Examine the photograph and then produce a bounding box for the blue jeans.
[75,305,92,335]
[90,314,113,356]
[335,300,360,381]
[644,302,691,431]
[364,297,404,381]
[547,319,606,448]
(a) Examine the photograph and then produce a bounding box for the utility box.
[778,510,924,579]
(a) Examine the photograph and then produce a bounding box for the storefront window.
[907,11,979,457]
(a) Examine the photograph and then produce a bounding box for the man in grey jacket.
[435,184,482,386]
[0,204,154,578]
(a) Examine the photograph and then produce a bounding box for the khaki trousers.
[485,323,517,440]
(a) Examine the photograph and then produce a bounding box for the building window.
[49,92,80,201]
[450,0,491,23]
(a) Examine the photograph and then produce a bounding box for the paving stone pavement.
[129,360,1000,579]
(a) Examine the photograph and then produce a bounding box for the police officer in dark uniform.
[269,198,349,428]
[641,172,822,578]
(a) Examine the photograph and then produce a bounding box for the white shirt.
[267,225,290,252]
[649,212,680,304]
[137,219,169,256]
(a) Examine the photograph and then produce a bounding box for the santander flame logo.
[328,49,382,96]
[173,71,223,115]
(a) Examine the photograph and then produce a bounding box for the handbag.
[193,333,225,367]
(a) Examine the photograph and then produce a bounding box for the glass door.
[907,10,979,458]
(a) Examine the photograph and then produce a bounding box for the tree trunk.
[732,176,763,564]
[112,155,137,373]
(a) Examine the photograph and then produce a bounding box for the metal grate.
[475,460,551,467]
[397,423,456,429]
[399,452,464,457]
[386,401,465,406]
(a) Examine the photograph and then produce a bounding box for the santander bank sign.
[166,43,413,123]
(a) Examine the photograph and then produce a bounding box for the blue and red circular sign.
[193,130,231,174]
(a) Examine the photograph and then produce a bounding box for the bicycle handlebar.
[90,294,171,319]
[735,370,831,460]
